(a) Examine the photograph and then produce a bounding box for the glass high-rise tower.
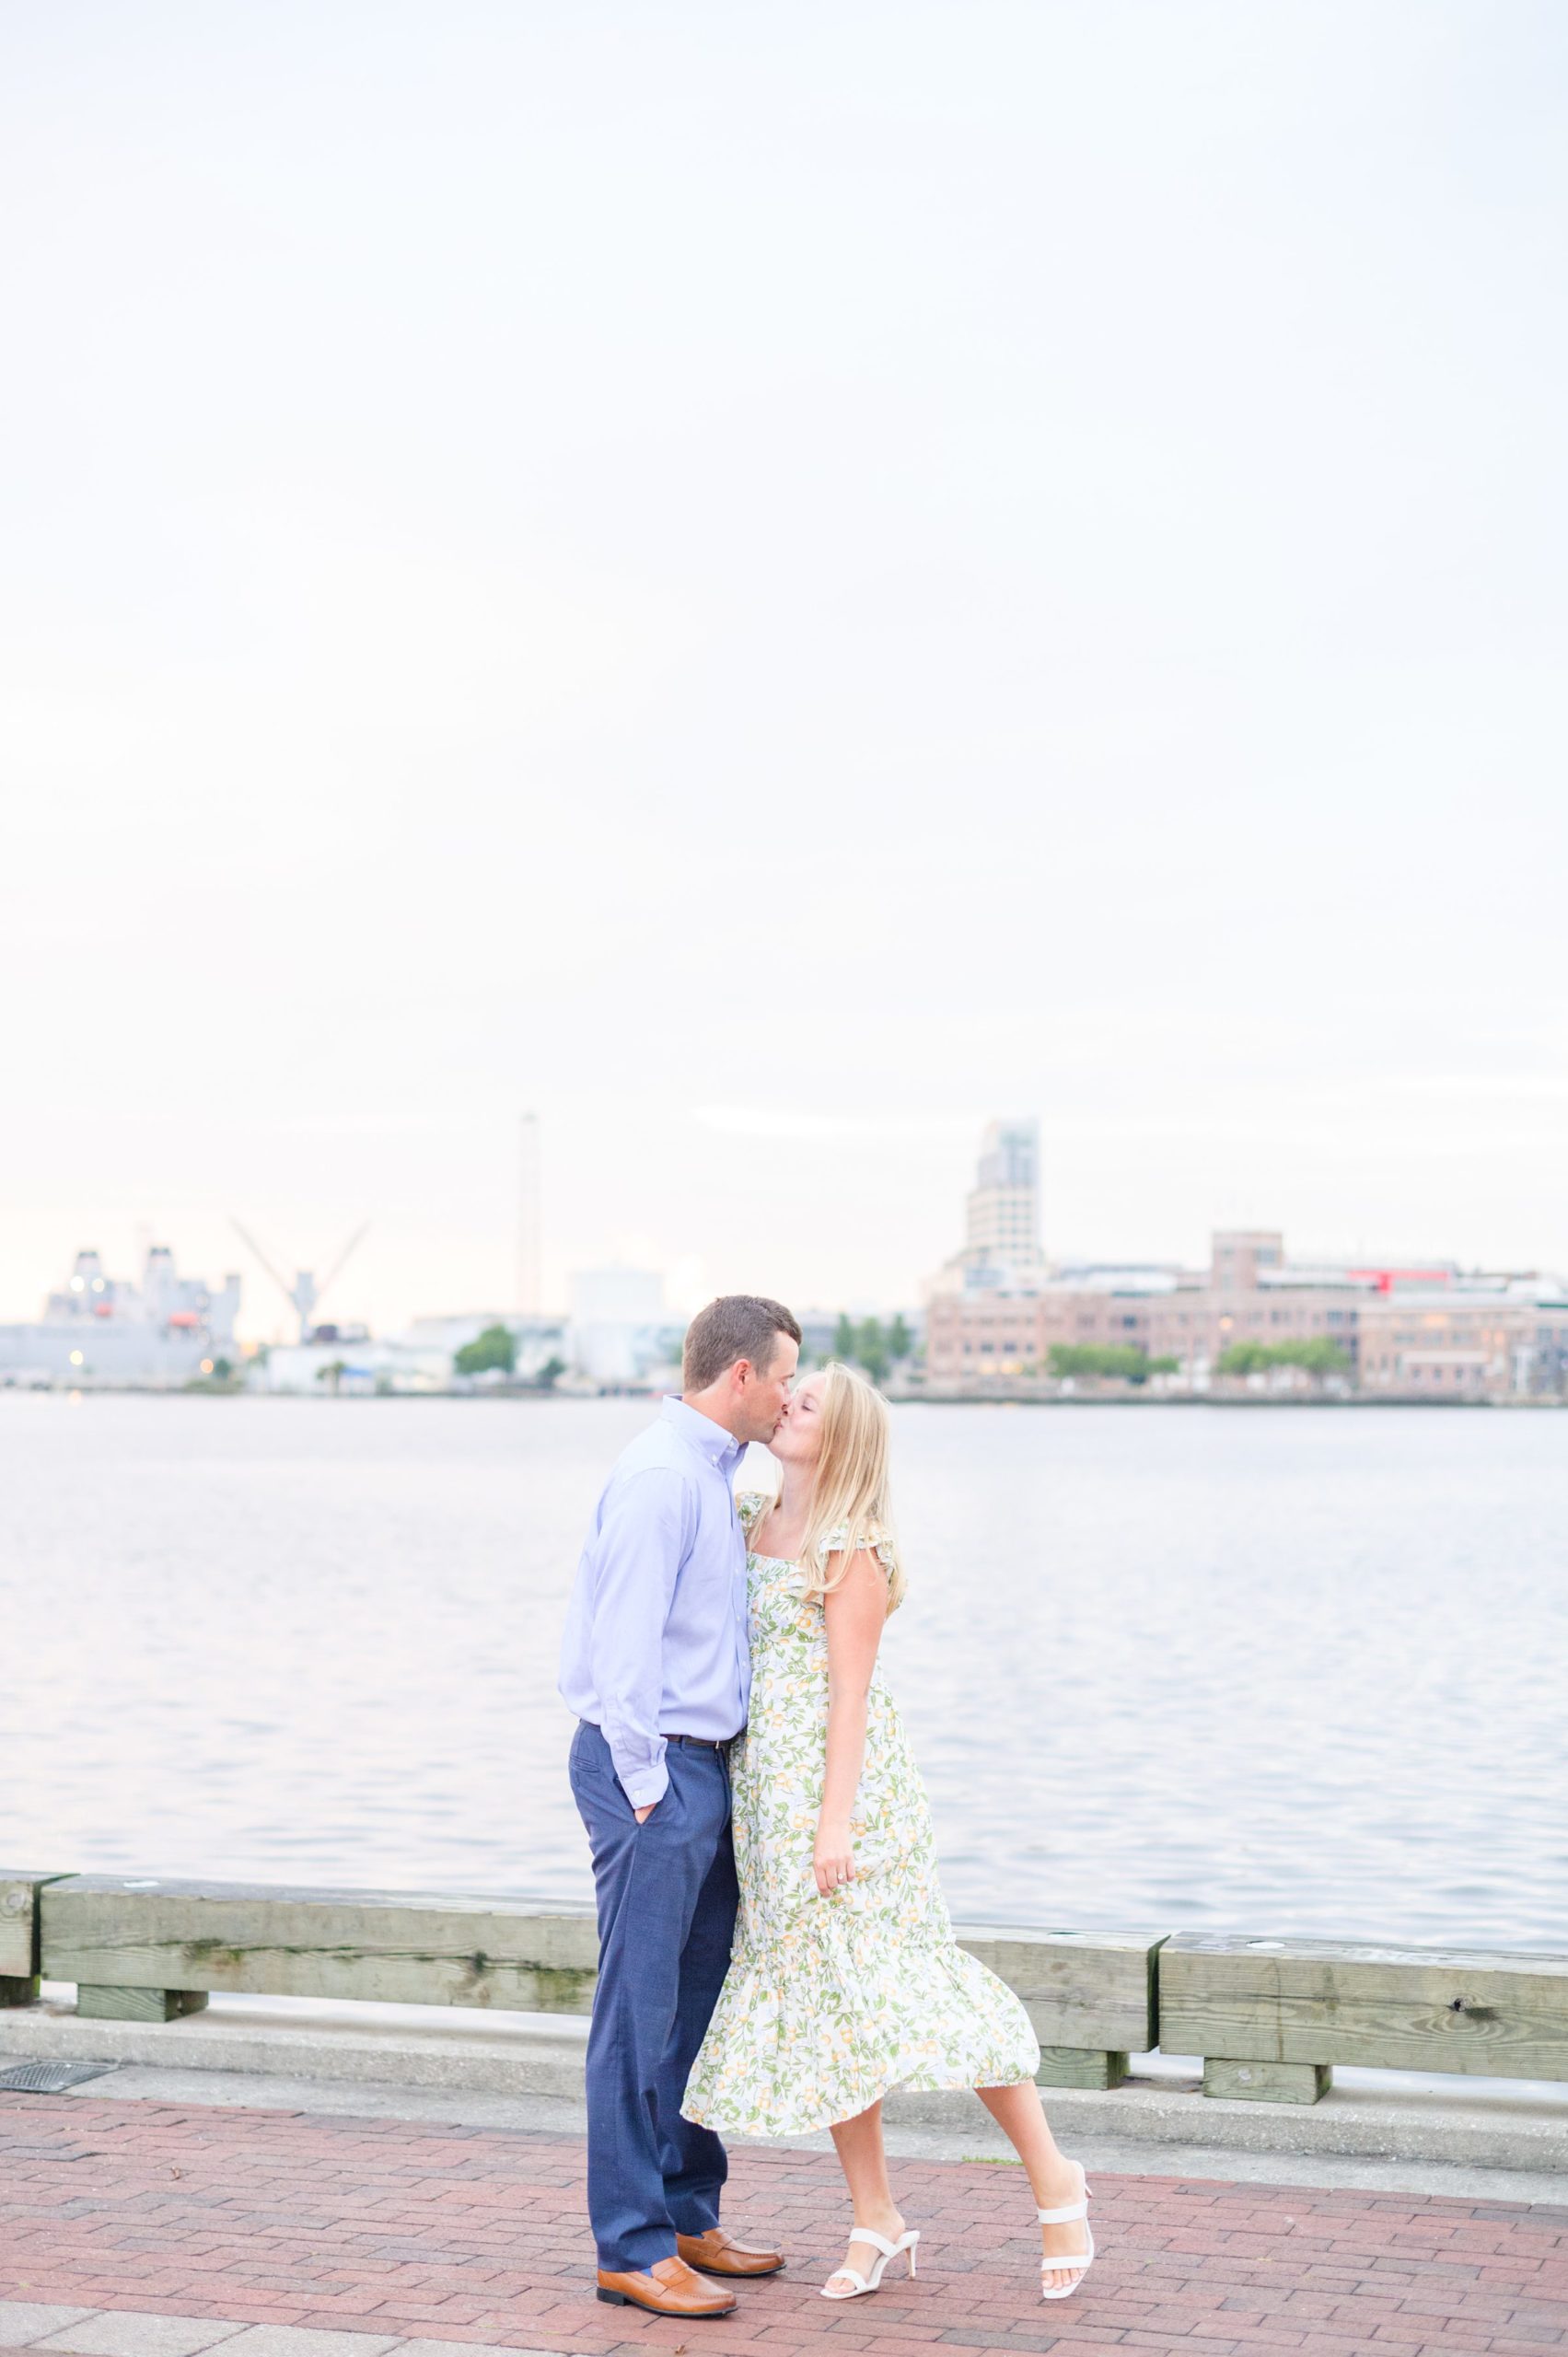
[965,1119,1041,1267]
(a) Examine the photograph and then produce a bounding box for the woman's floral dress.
[681,1492,1040,2138]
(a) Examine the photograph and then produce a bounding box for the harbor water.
[6,1391,1565,1949]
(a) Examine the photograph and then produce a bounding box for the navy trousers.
[568,1719,738,2272]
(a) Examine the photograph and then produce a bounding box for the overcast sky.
[4,1,1565,1336]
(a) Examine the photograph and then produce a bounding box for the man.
[559,1293,802,2319]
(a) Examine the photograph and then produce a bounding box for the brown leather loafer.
[597,2255,738,2315]
[677,2226,786,2278]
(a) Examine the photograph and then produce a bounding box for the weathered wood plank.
[1036,2047,1129,2089]
[38,1883,1167,2041]
[1203,2058,1331,2104]
[954,1925,1165,2053]
[1,1870,73,2005]
[1161,1933,1568,2082]
[76,1985,211,2023]
[41,1876,601,2013]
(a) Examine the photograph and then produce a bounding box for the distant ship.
[0,1246,240,1388]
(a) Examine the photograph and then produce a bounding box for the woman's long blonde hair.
[785,1361,907,1614]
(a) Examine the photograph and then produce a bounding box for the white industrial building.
[254,1337,454,1395]
[402,1310,571,1381]
[257,1311,574,1393]
[568,1268,681,1387]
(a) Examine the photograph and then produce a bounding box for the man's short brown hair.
[682,1295,801,1393]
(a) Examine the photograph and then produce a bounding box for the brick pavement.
[2,2094,1567,2357]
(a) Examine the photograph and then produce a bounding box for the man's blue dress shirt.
[558,1397,751,1809]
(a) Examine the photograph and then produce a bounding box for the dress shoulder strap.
[816,1519,898,1577]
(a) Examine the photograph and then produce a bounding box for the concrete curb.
[6,1995,1568,2177]
[0,2308,558,2357]
[1,1999,587,2101]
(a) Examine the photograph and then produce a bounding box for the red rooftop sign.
[1347,1268,1453,1294]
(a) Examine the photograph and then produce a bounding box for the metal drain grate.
[0,2059,118,2093]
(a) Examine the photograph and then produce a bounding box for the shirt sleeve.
[588,1465,690,1808]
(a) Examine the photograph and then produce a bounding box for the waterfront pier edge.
[10,1870,1568,2112]
[0,1873,71,2009]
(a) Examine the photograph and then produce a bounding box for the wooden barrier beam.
[41,1875,600,2015]
[76,1986,211,2023]
[1202,2058,1332,2105]
[956,1924,1167,2088]
[1,1870,73,2006]
[46,1875,1568,2113]
[36,1878,1167,2083]
[1161,1931,1568,2101]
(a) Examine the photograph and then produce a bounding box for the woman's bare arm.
[815,1548,888,1895]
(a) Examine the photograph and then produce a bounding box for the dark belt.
[663,1731,738,1748]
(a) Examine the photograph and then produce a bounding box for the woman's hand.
[814,1814,855,1895]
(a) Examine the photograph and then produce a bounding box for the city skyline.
[10,1113,1565,1396]
[9,1102,1566,1348]
[4,4,1565,1337]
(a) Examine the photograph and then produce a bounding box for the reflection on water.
[6,1393,1566,1947]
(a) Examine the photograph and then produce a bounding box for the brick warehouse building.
[925,1225,1368,1387]
[923,1128,1568,1398]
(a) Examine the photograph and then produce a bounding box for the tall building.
[966,1120,1042,1266]
[933,1118,1047,1295]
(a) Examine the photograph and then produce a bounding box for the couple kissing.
[558,1294,1094,2316]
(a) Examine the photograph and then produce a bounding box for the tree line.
[1214,1337,1350,1377]
[453,1325,566,1387]
[1044,1338,1350,1383]
[830,1313,914,1386]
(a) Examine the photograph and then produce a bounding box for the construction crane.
[230,1219,371,1343]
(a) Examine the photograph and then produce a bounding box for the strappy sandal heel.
[1038,2163,1094,2301]
[819,2225,920,2300]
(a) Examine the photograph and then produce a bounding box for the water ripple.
[4,1393,1565,1950]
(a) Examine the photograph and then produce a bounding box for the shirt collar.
[662,1394,747,1475]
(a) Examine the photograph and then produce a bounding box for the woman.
[682,1363,1095,2303]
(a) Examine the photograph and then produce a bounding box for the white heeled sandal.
[820,2224,920,2300]
[1038,2163,1095,2301]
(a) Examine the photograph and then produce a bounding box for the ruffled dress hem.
[682,1932,1040,2140]
[682,2055,1037,2142]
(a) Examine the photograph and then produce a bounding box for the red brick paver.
[3,2094,1567,2357]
